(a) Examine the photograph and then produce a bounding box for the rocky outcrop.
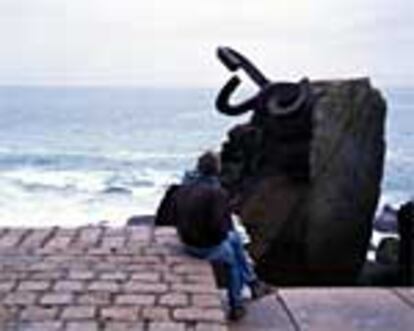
[220,78,387,285]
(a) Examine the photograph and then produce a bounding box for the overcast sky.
[0,0,412,87]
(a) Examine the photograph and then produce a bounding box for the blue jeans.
[184,231,257,308]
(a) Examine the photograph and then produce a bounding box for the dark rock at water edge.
[219,78,387,285]
[126,215,154,226]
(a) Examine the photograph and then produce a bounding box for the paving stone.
[3,292,38,305]
[100,272,128,281]
[187,274,217,285]
[173,308,225,323]
[148,322,186,331]
[105,228,127,237]
[44,236,72,249]
[40,293,74,305]
[12,321,64,331]
[66,321,99,331]
[115,294,156,306]
[143,246,172,256]
[191,294,222,308]
[171,283,220,295]
[67,270,95,280]
[163,273,185,284]
[61,306,96,320]
[100,307,140,321]
[197,323,228,331]
[30,271,65,280]
[122,281,168,294]
[131,256,162,265]
[104,321,145,331]
[130,272,160,282]
[0,272,27,281]
[101,237,125,248]
[28,262,56,271]
[280,288,414,331]
[173,263,213,275]
[142,307,170,321]
[20,306,58,321]
[20,229,54,249]
[159,293,188,307]
[88,281,120,293]
[76,228,103,247]
[0,230,29,249]
[54,281,84,292]
[0,281,16,292]
[165,255,199,265]
[0,305,19,321]
[18,281,50,291]
[76,293,110,306]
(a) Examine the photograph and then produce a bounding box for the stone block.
[40,293,73,305]
[20,306,58,321]
[3,292,38,305]
[142,307,170,321]
[173,308,225,323]
[115,294,156,306]
[159,293,188,307]
[61,306,96,320]
[88,281,120,293]
[54,281,84,292]
[100,307,140,321]
[66,321,99,331]
[18,281,50,291]
[122,282,168,294]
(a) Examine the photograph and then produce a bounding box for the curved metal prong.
[215,76,259,116]
[217,47,270,88]
[266,78,311,116]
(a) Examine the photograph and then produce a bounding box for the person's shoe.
[250,280,272,300]
[228,305,246,321]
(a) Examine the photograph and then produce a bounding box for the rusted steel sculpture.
[215,47,386,285]
[216,47,311,118]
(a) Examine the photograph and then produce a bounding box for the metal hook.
[217,47,270,88]
[215,76,259,116]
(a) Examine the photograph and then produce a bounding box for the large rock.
[220,78,386,285]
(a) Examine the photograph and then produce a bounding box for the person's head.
[197,151,221,176]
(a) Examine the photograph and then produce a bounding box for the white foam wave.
[0,165,181,227]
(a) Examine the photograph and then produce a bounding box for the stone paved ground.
[1,226,413,331]
[0,226,227,331]
[230,288,414,331]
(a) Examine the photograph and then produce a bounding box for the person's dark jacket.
[155,181,232,248]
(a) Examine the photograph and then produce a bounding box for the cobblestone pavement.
[2,226,413,331]
[0,226,227,331]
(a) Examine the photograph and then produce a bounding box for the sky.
[0,0,412,88]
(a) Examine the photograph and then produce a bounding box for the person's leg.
[205,240,244,310]
[227,230,272,299]
[227,230,257,284]
[184,241,245,312]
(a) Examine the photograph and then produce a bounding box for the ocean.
[0,86,412,227]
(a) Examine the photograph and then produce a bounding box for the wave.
[0,149,195,169]
[0,165,179,197]
[0,165,179,227]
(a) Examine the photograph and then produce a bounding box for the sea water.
[0,86,412,227]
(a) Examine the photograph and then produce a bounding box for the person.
[159,151,268,320]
